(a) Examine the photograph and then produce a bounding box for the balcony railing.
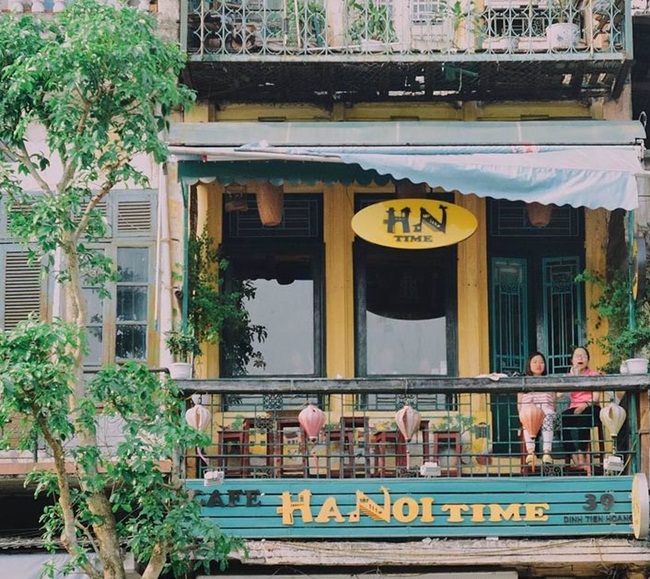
[182,0,630,60]
[180,374,647,481]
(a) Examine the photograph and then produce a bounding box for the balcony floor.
[184,59,631,103]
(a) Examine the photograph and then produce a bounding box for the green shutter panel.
[3,251,41,330]
[489,257,528,454]
[541,256,584,375]
[490,257,528,374]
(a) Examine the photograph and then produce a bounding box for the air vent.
[4,251,40,329]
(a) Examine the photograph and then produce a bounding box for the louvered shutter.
[3,251,41,329]
[116,192,155,237]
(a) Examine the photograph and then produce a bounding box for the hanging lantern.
[298,403,326,441]
[526,202,554,228]
[395,404,422,442]
[600,403,627,438]
[396,180,428,199]
[255,182,284,226]
[519,404,545,439]
[185,402,211,431]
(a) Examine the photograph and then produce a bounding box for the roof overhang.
[168,120,648,211]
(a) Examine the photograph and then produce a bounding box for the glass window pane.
[243,278,314,375]
[116,247,149,361]
[117,287,148,321]
[85,288,104,324]
[116,325,147,360]
[361,246,450,376]
[367,313,447,375]
[117,248,148,282]
[222,250,319,377]
[85,327,103,366]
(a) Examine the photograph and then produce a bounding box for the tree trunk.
[63,240,128,579]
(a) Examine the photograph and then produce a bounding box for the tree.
[0,1,241,578]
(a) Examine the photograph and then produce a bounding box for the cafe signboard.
[351,198,478,249]
[186,474,648,540]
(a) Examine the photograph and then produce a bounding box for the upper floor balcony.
[180,0,633,102]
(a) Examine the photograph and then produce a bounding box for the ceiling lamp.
[256,181,284,226]
[396,180,428,198]
[526,202,554,227]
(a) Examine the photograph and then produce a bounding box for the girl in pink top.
[561,346,601,472]
[518,352,555,465]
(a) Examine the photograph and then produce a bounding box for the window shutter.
[116,193,154,236]
[4,251,41,330]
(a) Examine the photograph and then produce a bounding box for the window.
[115,247,150,361]
[221,194,324,378]
[352,194,457,411]
[0,191,156,367]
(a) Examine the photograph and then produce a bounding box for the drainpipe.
[628,209,636,335]
[157,163,173,369]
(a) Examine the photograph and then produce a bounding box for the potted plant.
[452,0,485,53]
[165,327,201,379]
[346,0,397,51]
[546,0,580,50]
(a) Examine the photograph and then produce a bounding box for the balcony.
[181,0,633,101]
[180,373,647,481]
[178,373,650,547]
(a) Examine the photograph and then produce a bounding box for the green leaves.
[0,0,194,291]
[576,269,650,372]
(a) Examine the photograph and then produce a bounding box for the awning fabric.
[169,120,647,211]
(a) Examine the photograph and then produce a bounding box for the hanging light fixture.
[526,202,554,228]
[395,404,422,442]
[298,403,326,441]
[255,181,284,226]
[185,394,211,431]
[395,404,422,471]
[396,180,428,199]
[600,403,627,439]
[224,184,248,212]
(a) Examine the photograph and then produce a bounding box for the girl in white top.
[518,351,556,465]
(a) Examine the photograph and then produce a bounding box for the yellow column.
[455,193,489,376]
[456,194,490,425]
[324,185,355,379]
[584,208,609,370]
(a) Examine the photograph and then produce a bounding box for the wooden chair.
[339,416,371,477]
[430,429,462,476]
[268,417,309,478]
[218,417,256,477]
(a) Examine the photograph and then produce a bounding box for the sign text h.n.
[352,198,478,249]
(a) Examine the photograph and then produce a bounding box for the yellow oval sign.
[351,199,478,249]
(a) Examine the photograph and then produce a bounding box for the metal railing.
[181,374,646,480]
[182,0,630,60]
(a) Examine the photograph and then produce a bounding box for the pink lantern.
[298,403,326,441]
[395,404,422,442]
[185,403,211,431]
[519,404,545,439]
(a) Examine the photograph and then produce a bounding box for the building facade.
[2,0,650,578]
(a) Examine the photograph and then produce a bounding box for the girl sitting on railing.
[518,351,556,466]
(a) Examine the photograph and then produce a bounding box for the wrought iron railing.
[182,0,630,59]
[180,374,646,480]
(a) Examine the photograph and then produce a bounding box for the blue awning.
[168,120,647,211]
